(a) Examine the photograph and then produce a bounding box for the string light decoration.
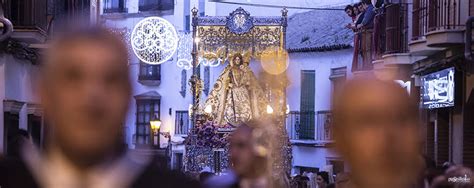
[131,17,178,65]
[177,32,224,70]
[177,32,193,70]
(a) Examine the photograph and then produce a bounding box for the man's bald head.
[332,78,422,188]
[40,27,131,168]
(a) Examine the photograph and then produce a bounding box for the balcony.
[139,0,174,12]
[175,111,191,136]
[285,111,333,147]
[103,0,128,13]
[352,29,374,76]
[4,0,49,44]
[413,0,466,48]
[371,3,426,79]
[138,63,161,86]
[410,0,446,55]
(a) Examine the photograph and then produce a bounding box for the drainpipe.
[464,17,474,62]
[0,2,13,42]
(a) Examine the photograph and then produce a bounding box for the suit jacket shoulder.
[130,161,201,188]
[0,157,39,188]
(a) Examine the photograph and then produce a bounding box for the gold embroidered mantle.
[204,64,267,126]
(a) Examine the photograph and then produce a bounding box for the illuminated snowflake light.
[131,17,178,65]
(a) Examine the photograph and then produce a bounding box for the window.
[103,0,127,13]
[135,98,160,147]
[183,0,204,31]
[199,0,205,16]
[139,0,174,12]
[175,111,190,135]
[300,70,315,140]
[139,62,161,85]
[184,0,191,31]
[28,114,42,148]
[330,67,347,100]
[5,0,48,30]
[173,153,184,171]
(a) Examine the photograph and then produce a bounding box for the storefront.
[414,55,474,169]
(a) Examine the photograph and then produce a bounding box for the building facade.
[353,0,474,169]
[0,0,97,156]
[284,9,354,175]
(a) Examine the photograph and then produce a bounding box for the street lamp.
[150,114,161,148]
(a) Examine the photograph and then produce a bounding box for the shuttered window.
[300,70,315,140]
[435,109,450,166]
[426,121,435,161]
[463,100,474,169]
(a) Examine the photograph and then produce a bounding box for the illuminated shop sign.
[421,67,455,109]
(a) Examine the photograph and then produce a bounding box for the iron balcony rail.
[285,111,332,141]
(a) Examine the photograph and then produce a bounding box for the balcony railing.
[139,0,174,12]
[352,30,374,72]
[104,0,128,13]
[428,0,463,31]
[373,3,409,59]
[4,0,48,32]
[285,111,333,142]
[471,0,474,16]
[373,9,386,60]
[175,111,190,135]
[386,3,409,54]
[413,0,464,40]
[316,111,332,141]
[413,0,429,40]
[139,63,161,85]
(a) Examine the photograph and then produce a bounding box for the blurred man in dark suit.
[333,78,423,188]
[0,27,199,188]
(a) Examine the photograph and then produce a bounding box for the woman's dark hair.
[344,5,353,12]
[317,171,330,184]
[232,53,244,66]
[233,53,243,61]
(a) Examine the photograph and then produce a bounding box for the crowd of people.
[0,17,473,188]
[344,0,382,71]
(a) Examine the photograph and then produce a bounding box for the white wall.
[292,146,340,168]
[0,54,41,154]
[286,49,353,112]
[286,48,353,171]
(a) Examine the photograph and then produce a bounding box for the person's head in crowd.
[229,120,273,180]
[352,4,360,16]
[361,0,372,9]
[357,2,365,12]
[333,78,423,188]
[430,165,473,188]
[335,172,351,188]
[316,171,329,188]
[40,26,131,169]
[344,5,354,17]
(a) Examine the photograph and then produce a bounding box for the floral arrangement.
[186,120,232,149]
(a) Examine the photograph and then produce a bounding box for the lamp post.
[150,115,161,149]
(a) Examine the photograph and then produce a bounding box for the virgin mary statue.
[204,53,268,126]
